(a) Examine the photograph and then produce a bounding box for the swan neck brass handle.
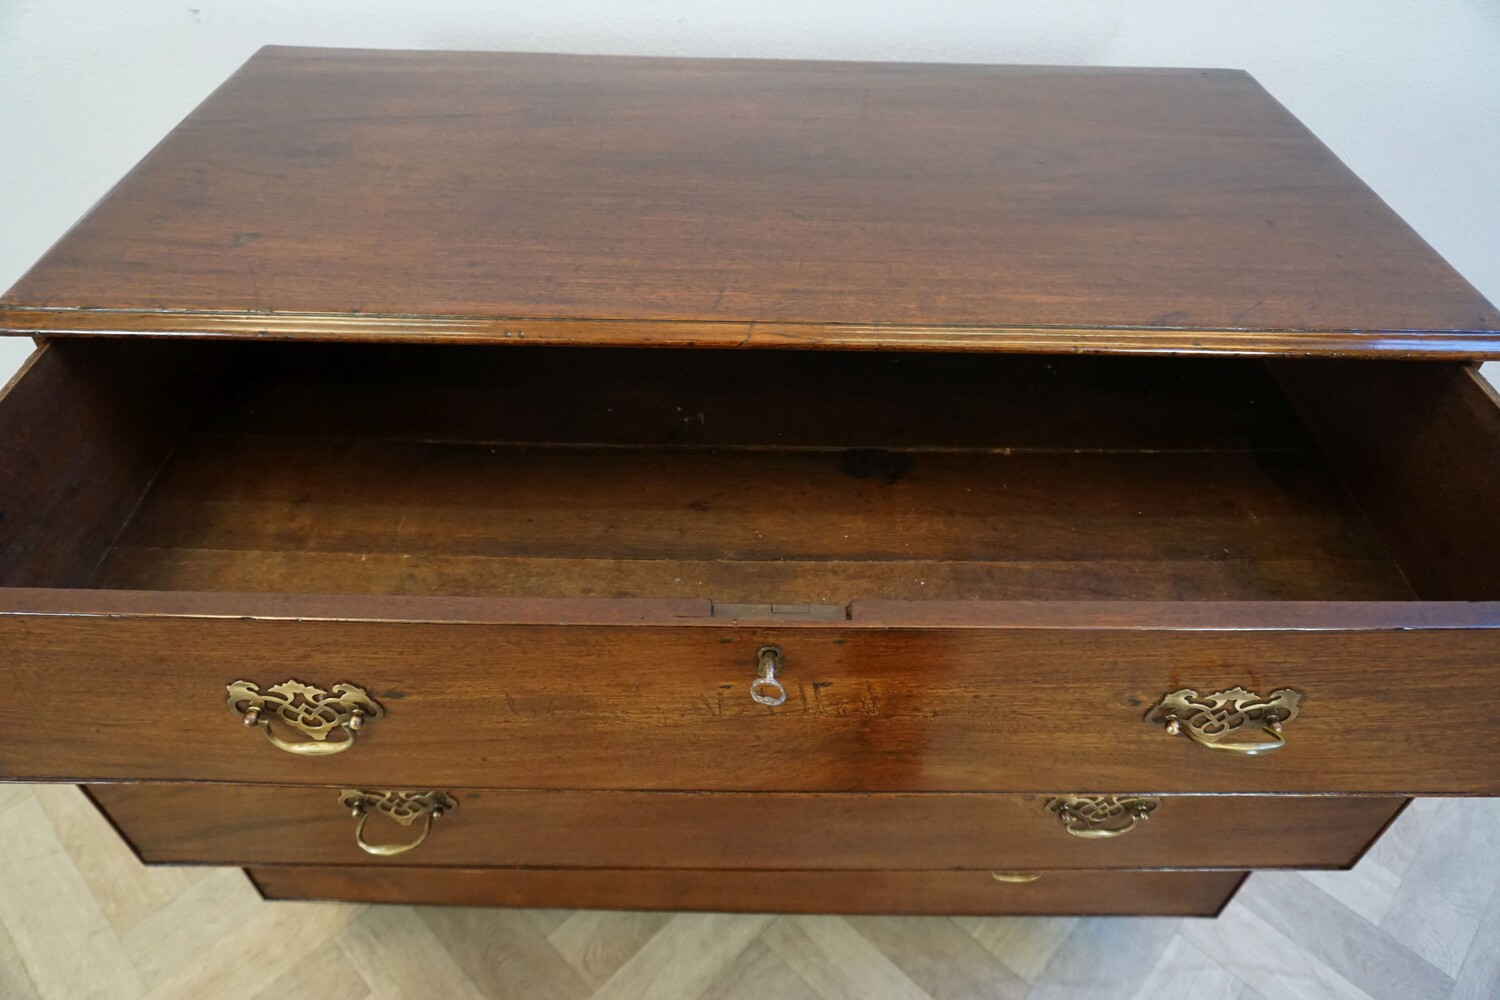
[353,811,434,857]
[750,646,788,706]
[340,790,456,857]
[227,680,383,756]
[991,871,1043,883]
[1149,686,1301,756]
[354,815,438,863]
[1047,796,1159,838]
[1182,721,1284,756]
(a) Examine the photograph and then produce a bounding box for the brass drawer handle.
[1149,686,1302,756]
[992,871,1043,883]
[750,646,788,706]
[226,680,384,756]
[1046,796,1159,838]
[339,789,457,857]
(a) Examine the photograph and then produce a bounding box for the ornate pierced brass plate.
[226,679,383,756]
[1045,795,1160,838]
[1148,686,1301,756]
[338,789,458,857]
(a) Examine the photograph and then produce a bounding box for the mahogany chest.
[2,47,1498,917]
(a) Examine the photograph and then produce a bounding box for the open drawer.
[1,340,1498,792]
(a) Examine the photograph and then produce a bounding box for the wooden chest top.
[2,46,1496,356]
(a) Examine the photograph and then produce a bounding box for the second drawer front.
[90,783,1400,870]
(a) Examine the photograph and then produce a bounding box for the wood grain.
[2,783,1491,997]
[1379,799,1500,978]
[841,914,1030,1000]
[0,796,144,999]
[92,435,1410,604]
[3,48,1495,356]
[81,343,1413,605]
[587,913,773,1000]
[334,908,494,1000]
[86,783,1402,871]
[248,865,1248,917]
[1026,914,1180,1000]
[760,916,932,1000]
[412,907,591,1000]
[694,940,822,1000]
[961,914,1079,983]
[4,614,1499,793]
[545,911,673,991]
[0,339,224,587]
[1274,360,1500,599]
[94,549,1415,604]
[30,784,210,934]
[1238,871,1455,1000]
[191,344,1316,451]
[1129,936,1244,1000]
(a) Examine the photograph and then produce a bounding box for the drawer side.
[1273,360,1500,599]
[0,339,226,587]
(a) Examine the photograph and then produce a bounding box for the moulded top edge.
[5,48,1497,355]
[6,307,1500,359]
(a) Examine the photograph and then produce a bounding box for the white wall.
[2,0,1498,382]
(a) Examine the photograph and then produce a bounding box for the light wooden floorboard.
[959,915,1078,983]
[0,785,1496,1000]
[1380,799,1500,978]
[1026,917,1178,1000]
[548,910,674,990]
[248,941,370,1000]
[1130,935,1242,1000]
[337,907,490,1000]
[416,906,591,1000]
[31,784,210,936]
[0,919,43,1000]
[0,796,143,1000]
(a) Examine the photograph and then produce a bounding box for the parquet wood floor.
[1,785,1496,999]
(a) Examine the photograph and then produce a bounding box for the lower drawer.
[88,783,1401,870]
[248,865,1248,915]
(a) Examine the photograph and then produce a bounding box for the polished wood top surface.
[3,46,1496,356]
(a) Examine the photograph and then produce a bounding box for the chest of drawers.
[2,47,1498,918]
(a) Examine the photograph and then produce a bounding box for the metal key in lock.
[749,645,787,706]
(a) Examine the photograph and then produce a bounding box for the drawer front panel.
[248,864,1247,915]
[4,605,1500,793]
[91,783,1400,870]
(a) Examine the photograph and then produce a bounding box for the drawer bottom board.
[247,865,1247,916]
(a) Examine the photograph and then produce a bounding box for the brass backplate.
[338,789,458,825]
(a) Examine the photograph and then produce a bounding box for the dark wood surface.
[5,613,1500,793]
[0,339,224,588]
[3,48,1495,357]
[91,782,1400,870]
[248,864,1248,915]
[86,345,1413,605]
[7,587,1499,629]
[1274,360,1500,599]
[191,345,1321,452]
[93,435,1410,604]
[0,340,1496,796]
[2,50,1496,920]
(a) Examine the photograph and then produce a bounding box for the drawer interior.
[5,340,1497,605]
